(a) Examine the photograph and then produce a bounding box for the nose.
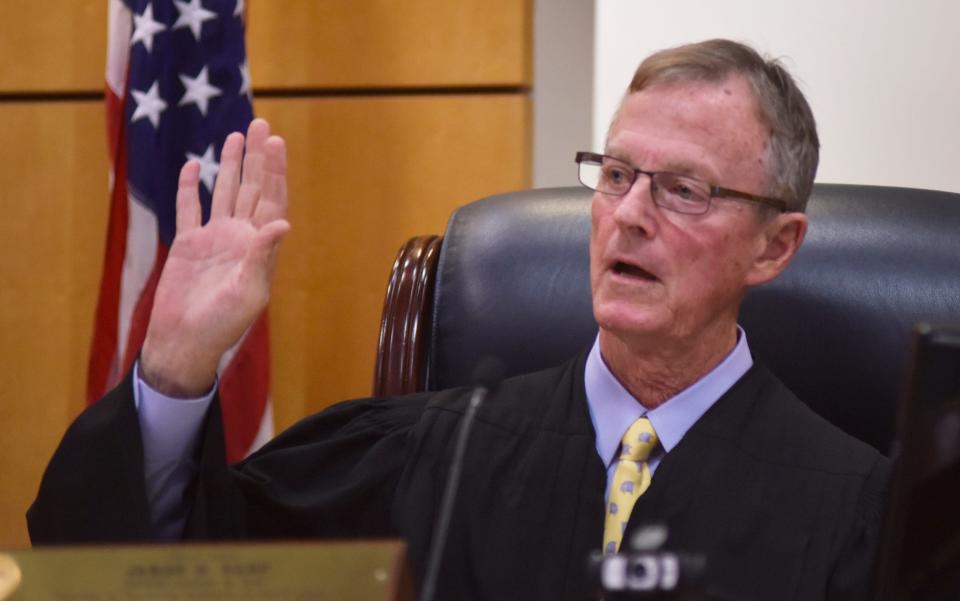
[611,172,659,238]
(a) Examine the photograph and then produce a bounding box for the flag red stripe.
[219,312,271,462]
[120,245,168,373]
[105,90,124,168]
[87,92,129,402]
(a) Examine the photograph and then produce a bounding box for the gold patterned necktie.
[603,417,659,554]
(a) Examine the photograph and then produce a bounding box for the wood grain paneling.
[248,0,531,89]
[257,94,530,431]
[0,1,107,93]
[0,1,531,93]
[0,101,108,548]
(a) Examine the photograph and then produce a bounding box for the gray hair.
[626,39,819,212]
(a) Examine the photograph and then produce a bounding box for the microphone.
[419,356,505,601]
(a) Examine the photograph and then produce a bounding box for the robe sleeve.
[826,453,892,601]
[28,369,154,543]
[28,368,427,545]
[187,389,427,540]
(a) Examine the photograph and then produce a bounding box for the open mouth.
[612,261,658,281]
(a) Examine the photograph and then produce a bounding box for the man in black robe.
[29,39,889,600]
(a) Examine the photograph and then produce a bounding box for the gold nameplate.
[0,540,411,601]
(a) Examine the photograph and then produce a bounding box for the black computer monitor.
[873,323,960,600]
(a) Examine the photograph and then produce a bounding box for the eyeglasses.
[575,151,788,215]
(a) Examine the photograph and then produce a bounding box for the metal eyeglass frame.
[575,151,789,214]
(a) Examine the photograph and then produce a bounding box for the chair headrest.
[428,184,960,452]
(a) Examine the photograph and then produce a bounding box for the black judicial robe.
[29,352,890,600]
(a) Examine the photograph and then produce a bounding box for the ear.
[745,212,808,287]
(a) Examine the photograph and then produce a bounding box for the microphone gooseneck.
[419,357,504,601]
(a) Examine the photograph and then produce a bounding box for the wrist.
[140,341,218,399]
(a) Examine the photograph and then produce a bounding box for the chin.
[593,299,670,343]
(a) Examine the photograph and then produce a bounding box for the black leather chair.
[375,184,960,454]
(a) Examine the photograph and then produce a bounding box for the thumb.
[248,218,291,273]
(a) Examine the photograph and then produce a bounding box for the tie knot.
[619,417,658,462]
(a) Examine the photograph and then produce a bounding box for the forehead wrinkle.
[607,129,721,184]
[616,78,768,193]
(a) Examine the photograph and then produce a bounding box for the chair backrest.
[375,184,960,453]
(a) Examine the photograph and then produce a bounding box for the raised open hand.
[140,119,290,397]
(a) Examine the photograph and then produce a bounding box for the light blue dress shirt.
[133,362,215,539]
[584,327,753,502]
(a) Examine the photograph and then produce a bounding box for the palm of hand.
[141,119,290,397]
[151,218,267,357]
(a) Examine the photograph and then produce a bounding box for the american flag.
[91,0,272,461]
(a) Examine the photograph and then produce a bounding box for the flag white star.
[173,0,217,41]
[238,60,252,101]
[130,3,166,53]
[234,0,244,19]
[186,145,220,192]
[130,81,168,129]
[178,66,222,116]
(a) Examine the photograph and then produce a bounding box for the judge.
[30,39,889,600]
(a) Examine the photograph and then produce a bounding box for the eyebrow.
[604,151,709,181]
[658,162,703,178]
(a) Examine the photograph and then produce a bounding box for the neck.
[599,320,739,409]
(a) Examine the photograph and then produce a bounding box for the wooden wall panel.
[0,1,106,93]
[0,101,108,547]
[257,94,530,431]
[248,0,531,88]
[0,1,530,93]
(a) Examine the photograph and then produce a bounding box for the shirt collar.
[584,327,754,467]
